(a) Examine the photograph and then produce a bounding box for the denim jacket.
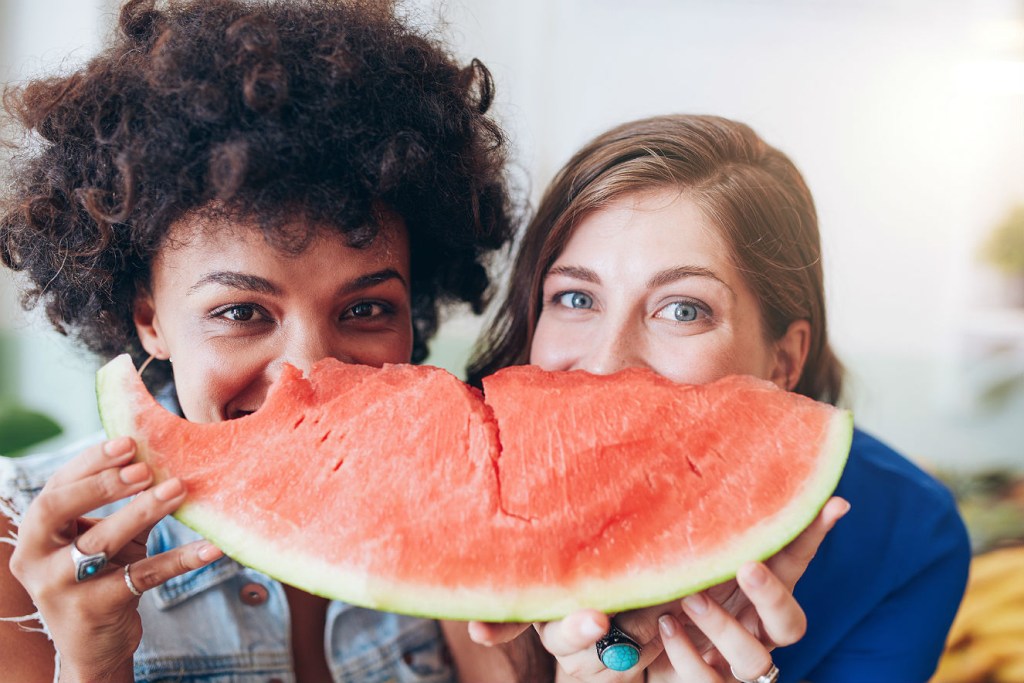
[1,435,457,683]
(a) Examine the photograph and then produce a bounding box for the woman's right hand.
[7,437,222,682]
[469,496,849,682]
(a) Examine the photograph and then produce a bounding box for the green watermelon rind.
[95,356,138,446]
[96,353,853,622]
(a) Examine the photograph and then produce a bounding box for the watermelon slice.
[96,354,851,621]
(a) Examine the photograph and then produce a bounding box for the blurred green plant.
[0,401,62,456]
[935,467,1024,554]
[973,204,1024,412]
[980,204,1024,276]
[0,332,62,456]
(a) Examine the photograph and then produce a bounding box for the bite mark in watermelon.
[96,354,852,621]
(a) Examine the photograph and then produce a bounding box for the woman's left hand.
[469,496,850,681]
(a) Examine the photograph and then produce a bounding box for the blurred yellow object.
[931,545,1024,683]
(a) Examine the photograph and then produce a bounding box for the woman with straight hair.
[468,114,970,683]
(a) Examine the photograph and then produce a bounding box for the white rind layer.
[95,353,853,622]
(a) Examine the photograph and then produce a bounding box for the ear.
[769,319,811,391]
[133,291,170,360]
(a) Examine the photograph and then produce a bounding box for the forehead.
[559,189,729,264]
[155,209,409,267]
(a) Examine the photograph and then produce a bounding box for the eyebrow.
[344,268,408,294]
[545,265,600,284]
[188,268,407,296]
[545,263,734,295]
[188,271,278,295]
[645,265,733,295]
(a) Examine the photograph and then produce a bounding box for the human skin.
[472,188,848,683]
[133,213,415,423]
[1,213,427,683]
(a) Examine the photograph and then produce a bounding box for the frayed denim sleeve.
[0,433,106,683]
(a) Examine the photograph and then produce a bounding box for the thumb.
[467,621,531,646]
[536,609,610,657]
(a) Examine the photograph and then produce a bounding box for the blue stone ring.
[70,540,108,582]
[595,622,641,671]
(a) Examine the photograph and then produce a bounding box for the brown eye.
[341,301,393,321]
[223,305,256,321]
[349,302,376,318]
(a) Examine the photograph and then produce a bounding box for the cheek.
[376,327,415,366]
[648,336,763,386]
[171,350,265,423]
[528,318,570,370]
[648,347,724,386]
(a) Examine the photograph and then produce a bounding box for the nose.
[572,318,646,376]
[277,321,350,377]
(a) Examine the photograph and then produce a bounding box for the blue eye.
[671,303,698,322]
[557,291,594,309]
[656,300,708,323]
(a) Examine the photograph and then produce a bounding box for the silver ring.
[124,563,143,597]
[732,663,780,683]
[70,540,108,582]
[595,622,641,671]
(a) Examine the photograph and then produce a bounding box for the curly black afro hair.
[1,0,516,390]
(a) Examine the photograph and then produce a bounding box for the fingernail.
[580,616,607,640]
[104,437,134,457]
[682,592,708,615]
[741,562,768,587]
[467,622,494,647]
[153,478,184,501]
[197,542,223,562]
[658,614,677,638]
[119,462,150,484]
[837,498,852,517]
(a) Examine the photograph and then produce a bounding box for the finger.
[540,610,666,680]
[121,539,223,596]
[467,621,531,646]
[46,438,137,488]
[615,602,679,648]
[657,613,719,683]
[765,496,850,589]
[535,609,610,657]
[735,562,806,647]
[73,478,187,570]
[19,462,156,551]
[680,591,771,681]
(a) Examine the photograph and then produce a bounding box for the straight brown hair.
[468,114,843,405]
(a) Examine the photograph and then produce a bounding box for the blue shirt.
[773,429,971,683]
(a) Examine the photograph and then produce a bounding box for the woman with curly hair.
[0,0,525,680]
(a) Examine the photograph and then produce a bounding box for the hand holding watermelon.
[467,496,849,681]
[6,436,223,681]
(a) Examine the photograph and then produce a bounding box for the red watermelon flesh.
[97,354,851,621]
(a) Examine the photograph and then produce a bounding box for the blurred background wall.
[1,0,1022,471]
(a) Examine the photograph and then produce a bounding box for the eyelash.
[655,299,712,323]
[341,301,394,320]
[209,301,396,324]
[552,290,594,310]
[549,290,712,325]
[210,303,269,324]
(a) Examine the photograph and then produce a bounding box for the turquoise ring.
[70,540,108,582]
[595,622,641,671]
